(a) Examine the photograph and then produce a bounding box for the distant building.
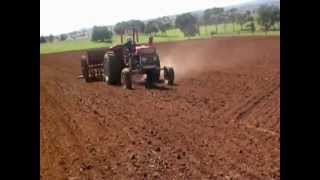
[67,30,90,40]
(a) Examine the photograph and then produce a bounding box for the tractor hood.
[134,45,156,55]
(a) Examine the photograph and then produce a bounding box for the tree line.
[40,34,68,43]
[41,5,280,43]
[111,4,279,38]
[183,4,279,37]
[114,17,174,36]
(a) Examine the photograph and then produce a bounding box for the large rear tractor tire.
[81,58,90,82]
[121,68,132,89]
[103,53,122,85]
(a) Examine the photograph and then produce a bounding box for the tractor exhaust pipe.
[132,29,136,44]
[136,30,139,43]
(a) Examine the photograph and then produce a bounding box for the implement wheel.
[81,58,90,82]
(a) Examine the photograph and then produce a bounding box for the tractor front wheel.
[164,67,174,85]
[168,68,174,85]
[145,70,157,89]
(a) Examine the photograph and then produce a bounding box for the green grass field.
[40,24,279,54]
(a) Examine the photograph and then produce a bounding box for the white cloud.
[40,0,252,36]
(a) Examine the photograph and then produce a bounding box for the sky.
[40,0,253,36]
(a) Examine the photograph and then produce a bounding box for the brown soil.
[40,37,280,180]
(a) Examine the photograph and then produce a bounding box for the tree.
[157,21,165,34]
[158,21,173,35]
[161,16,174,31]
[227,8,238,33]
[114,20,146,37]
[114,22,127,35]
[246,20,256,34]
[91,26,113,42]
[40,36,46,43]
[233,10,253,34]
[48,34,54,43]
[175,13,199,37]
[273,6,280,30]
[60,34,68,41]
[236,13,247,33]
[222,11,230,34]
[158,21,172,35]
[144,21,159,35]
[257,5,278,35]
[246,15,255,34]
[151,16,174,35]
[213,8,224,34]
[203,8,224,34]
[203,9,212,35]
[127,20,145,33]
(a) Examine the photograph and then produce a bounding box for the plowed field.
[40,37,280,180]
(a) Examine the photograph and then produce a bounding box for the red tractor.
[80,30,174,89]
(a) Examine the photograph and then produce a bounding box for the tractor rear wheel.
[121,68,132,89]
[104,53,122,85]
[81,58,90,82]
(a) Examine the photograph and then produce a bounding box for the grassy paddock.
[40,24,279,54]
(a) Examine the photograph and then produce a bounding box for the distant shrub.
[210,31,217,36]
[91,26,113,42]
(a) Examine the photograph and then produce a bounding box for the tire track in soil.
[235,82,279,122]
[209,79,279,178]
[41,84,107,180]
[241,87,280,135]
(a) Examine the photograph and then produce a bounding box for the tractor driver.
[123,37,134,56]
[148,36,153,45]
